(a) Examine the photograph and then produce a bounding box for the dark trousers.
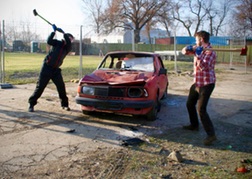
[28,63,68,107]
[186,83,215,136]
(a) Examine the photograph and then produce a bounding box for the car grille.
[95,87,126,97]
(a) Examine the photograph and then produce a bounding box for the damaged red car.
[75,51,169,121]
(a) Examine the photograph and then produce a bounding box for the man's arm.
[47,32,57,46]
[63,33,72,52]
[64,33,71,45]
[182,45,196,55]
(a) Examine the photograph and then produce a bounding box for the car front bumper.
[75,96,154,111]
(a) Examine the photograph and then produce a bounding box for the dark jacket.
[44,32,72,68]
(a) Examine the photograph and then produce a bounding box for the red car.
[75,51,168,121]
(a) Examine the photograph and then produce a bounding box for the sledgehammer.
[183,46,247,56]
[33,9,53,26]
[207,46,247,56]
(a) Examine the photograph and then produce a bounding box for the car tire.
[82,110,95,115]
[161,85,168,100]
[146,94,161,121]
[146,107,157,121]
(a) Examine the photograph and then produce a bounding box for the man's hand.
[52,24,57,32]
[57,28,65,34]
[186,45,193,52]
[195,46,203,56]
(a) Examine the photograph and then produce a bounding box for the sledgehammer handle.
[183,46,247,56]
[33,9,53,25]
[206,48,241,52]
[206,46,247,56]
[37,14,53,25]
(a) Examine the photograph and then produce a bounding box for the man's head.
[194,30,210,46]
[66,33,74,43]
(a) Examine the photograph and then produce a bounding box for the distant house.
[13,40,26,51]
[140,28,168,44]
[91,30,124,44]
[91,27,168,44]
[155,38,174,45]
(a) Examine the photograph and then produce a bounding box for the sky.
[0,0,90,40]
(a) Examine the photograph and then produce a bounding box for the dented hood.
[81,69,153,85]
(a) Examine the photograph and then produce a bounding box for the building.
[91,27,168,44]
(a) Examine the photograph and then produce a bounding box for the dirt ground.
[0,64,252,178]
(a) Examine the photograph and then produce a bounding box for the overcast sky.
[0,0,90,40]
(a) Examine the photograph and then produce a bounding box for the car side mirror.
[159,68,167,75]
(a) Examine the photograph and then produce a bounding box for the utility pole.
[79,25,83,79]
[132,29,135,51]
[1,20,6,84]
[173,23,178,73]
[0,20,12,89]
[0,20,2,83]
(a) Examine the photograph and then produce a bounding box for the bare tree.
[5,20,40,44]
[230,0,252,36]
[157,2,173,37]
[143,19,157,44]
[82,0,106,34]
[171,0,236,36]
[205,0,235,36]
[172,0,209,36]
[102,0,168,43]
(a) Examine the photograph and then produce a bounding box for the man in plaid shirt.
[182,30,217,146]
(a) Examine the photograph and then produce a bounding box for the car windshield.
[121,57,154,72]
[98,54,154,72]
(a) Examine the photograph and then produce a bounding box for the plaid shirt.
[194,44,216,87]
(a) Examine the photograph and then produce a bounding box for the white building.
[90,27,167,44]
[91,30,125,43]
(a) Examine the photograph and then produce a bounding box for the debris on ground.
[121,137,145,146]
[168,150,183,162]
[236,166,248,173]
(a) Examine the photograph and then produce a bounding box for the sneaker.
[182,125,199,131]
[62,106,71,111]
[28,105,34,112]
[204,135,217,146]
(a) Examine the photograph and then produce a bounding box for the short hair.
[194,31,210,43]
[66,33,74,39]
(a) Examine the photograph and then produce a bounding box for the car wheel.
[82,110,89,115]
[146,95,161,121]
[146,107,157,121]
[161,86,168,100]
[82,110,95,115]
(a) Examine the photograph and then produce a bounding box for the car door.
[155,56,168,98]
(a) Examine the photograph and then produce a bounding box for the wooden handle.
[204,46,247,56]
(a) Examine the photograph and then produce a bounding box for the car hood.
[80,70,153,85]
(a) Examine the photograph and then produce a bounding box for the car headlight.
[82,86,95,95]
[128,88,148,98]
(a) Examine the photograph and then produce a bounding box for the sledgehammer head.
[240,45,247,56]
[33,9,38,16]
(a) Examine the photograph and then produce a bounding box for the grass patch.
[119,135,252,179]
[3,53,103,84]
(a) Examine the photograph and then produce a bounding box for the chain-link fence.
[1,19,251,84]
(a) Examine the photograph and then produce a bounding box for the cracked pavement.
[0,82,147,175]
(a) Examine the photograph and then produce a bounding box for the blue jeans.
[186,83,215,136]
